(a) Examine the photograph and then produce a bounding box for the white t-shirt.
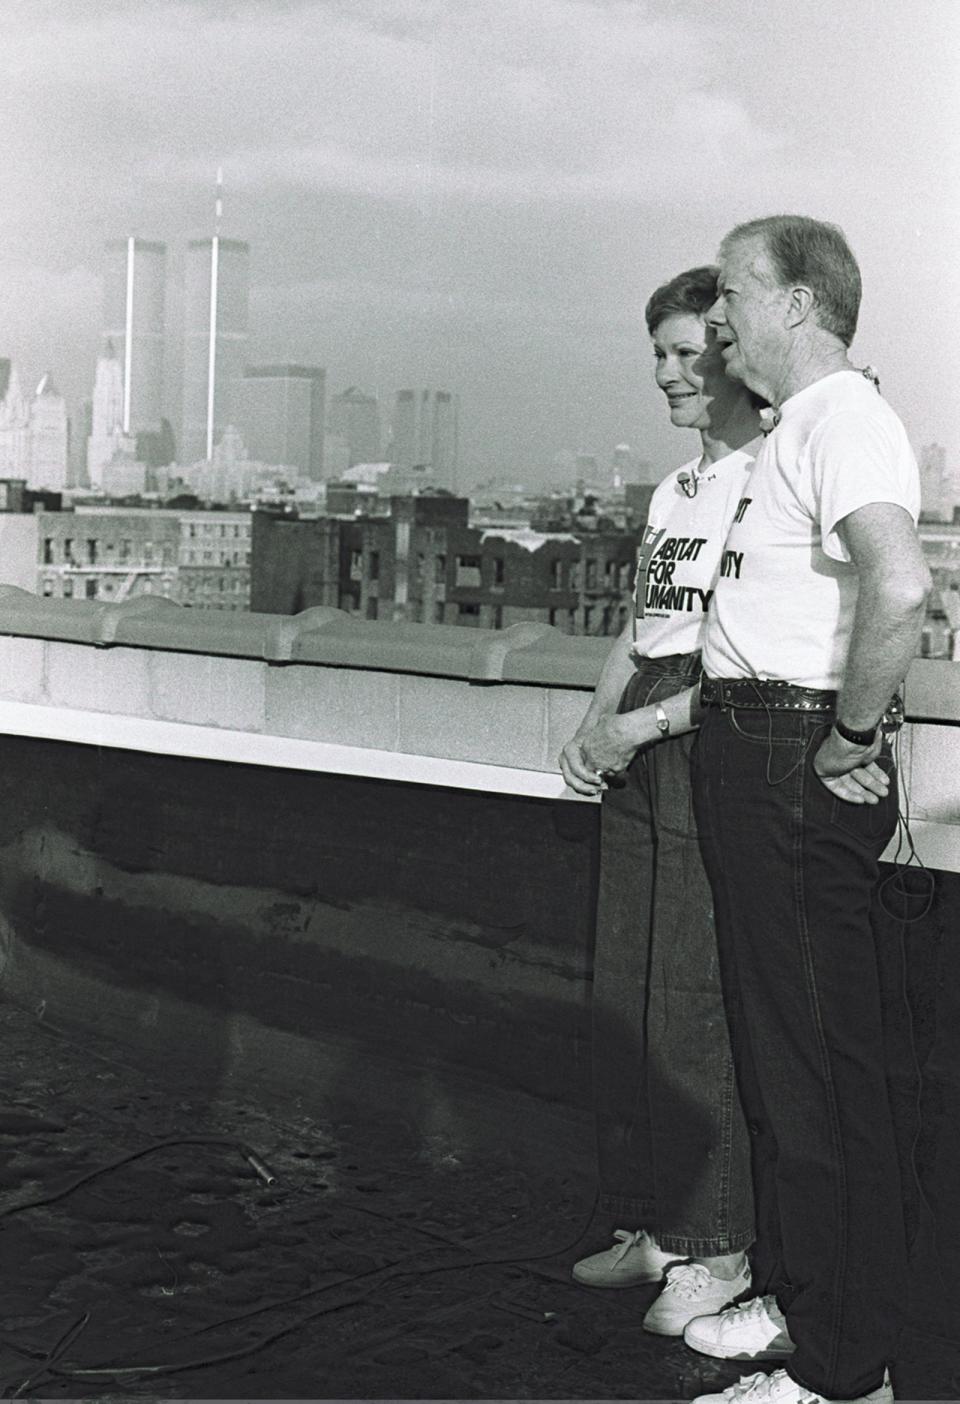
[701,370,921,689]
[631,447,756,659]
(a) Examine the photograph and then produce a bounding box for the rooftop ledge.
[0,589,955,869]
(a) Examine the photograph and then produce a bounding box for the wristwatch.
[834,717,879,747]
[654,704,671,737]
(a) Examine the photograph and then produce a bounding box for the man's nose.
[705,296,725,327]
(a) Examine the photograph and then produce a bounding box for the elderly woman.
[560,266,761,1336]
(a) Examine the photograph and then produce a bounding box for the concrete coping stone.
[0,588,955,715]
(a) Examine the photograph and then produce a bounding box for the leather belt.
[700,677,836,712]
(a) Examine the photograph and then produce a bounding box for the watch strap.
[834,717,879,747]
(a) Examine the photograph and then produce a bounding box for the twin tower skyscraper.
[102,230,250,466]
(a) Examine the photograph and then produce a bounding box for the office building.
[240,365,325,480]
[29,375,69,492]
[0,361,31,476]
[102,237,166,436]
[182,236,250,463]
[328,387,381,467]
[87,342,134,489]
[920,443,948,522]
[389,389,459,490]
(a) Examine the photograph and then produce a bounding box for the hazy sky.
[2,0,958,486]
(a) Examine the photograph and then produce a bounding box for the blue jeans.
[592,652,754,1255]
[692,702,907,1399]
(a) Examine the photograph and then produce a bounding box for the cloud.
[0,0,783,215]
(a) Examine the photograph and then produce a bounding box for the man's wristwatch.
[834,717,880,747]
[654,704,671,737]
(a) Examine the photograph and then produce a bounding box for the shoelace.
[661,1262,713,1298]
[719,1293,775,1327]
[609,1228,646,1265]
[723,1369,820,1403]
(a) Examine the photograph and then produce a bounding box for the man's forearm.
[837,575,928,729]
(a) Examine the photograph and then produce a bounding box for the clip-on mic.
[678,472,698,499]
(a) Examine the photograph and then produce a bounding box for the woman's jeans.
[592,652,754,1255]
[692,702,907,1399]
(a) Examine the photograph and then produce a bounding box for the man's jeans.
[592,653,754,1255]
[692,703,907,1399]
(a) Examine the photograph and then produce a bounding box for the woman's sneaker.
[684,1294,796,1360]
[572,1228,679,1287]
[690,1365,894,1403]
[643,1259,751,1336]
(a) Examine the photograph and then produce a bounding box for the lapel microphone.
[678,472,698,499]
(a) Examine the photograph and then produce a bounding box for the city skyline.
[1,1,958,485]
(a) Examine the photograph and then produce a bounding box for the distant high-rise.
[29,374,69,491]
[0,360,31,475]
[920,442,947,521]
[328,387,381,467]
[87,342,133,488]
[390,388,458,489]
[240,365,326,479]
[182,234,250,463]
[102,237,166,436]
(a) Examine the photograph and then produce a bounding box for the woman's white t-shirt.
[631,446,756,660]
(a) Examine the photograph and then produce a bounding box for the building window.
[63,579,74,599]
[366,596,379,620]
[569,562,582,591]
[368,551,380,581]
[457,602,481,626]
[42,578,54,596]
[120,539,132,563]
[85,579,98,600]
[492,557,505,585]
[549,558,563,590]
[42,538,54,564]
[434,554,446,584]
[64,538,74,564]
[492,605,503,629]
[87,539,98,565]
[455,554,482,588]
[585,559,598,590]
[434,601,445,623]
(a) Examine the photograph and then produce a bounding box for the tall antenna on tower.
[205,166,223,460]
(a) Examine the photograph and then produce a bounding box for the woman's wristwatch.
[654,705,671,737]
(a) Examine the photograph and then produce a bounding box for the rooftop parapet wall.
[0,589,956,865]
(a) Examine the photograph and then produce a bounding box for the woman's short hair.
[721,215,861,348]
[644,266,719,336]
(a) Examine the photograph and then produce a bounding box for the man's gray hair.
[721,215,862,348]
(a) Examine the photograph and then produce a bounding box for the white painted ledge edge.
[0,698,593,803]
[0,700,955,871]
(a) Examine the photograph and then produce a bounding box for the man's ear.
[785,284,815,330]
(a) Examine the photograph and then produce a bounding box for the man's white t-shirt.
[632,447,756,659]
[701,370,921,690]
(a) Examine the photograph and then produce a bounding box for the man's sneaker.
[643,1258,752,1336]
[684,1293,796,1360]
[690,1365,894,1404]
[572,1228,679,1287]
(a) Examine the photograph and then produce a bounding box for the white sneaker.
[690,1365,894,1404]
[643,1259,752,1336]
[572,1228,680,1287]
[684,1293,796,1360]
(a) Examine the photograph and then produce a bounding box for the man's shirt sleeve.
[810,410,921,563]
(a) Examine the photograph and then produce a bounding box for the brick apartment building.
[251,494,639,635]
[36,508,252,609]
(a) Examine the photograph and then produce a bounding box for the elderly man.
[681,217,931,1404]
